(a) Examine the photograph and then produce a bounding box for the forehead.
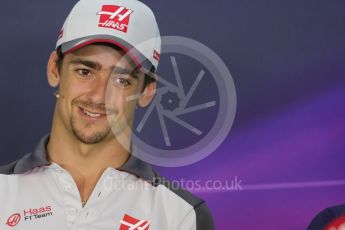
[64,43,136,70]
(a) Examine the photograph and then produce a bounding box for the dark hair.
[55,44,156,90]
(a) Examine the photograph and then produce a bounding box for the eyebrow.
[69,58,139,79]
[69,59,102,70]
[112,66,139,79]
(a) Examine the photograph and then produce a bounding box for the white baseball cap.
[56,0,161,72]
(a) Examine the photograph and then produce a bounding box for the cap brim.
[60,35,155,73]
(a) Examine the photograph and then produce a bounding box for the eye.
[76,69,93,78]
[112,76,131,88]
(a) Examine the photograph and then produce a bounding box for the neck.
[47,110,132,204]
[47,132,130,171]
[47,118,131,172]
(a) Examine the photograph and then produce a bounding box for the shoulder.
[119,155,215,229]
[308,205,345,230]
[151,170,215,230]
[0,151,37,175]
[0,160,18,175]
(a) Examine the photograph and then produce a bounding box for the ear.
[138,81,156,107]
[47,51,61,87]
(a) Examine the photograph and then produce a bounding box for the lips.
[82,109,103,118]
[78,107,107,119]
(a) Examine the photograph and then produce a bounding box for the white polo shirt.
[0,135,214,230]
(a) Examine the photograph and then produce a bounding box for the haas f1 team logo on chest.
[97,5,133,33]
[5,206,53,227]
[119,214,150,230]
[6,213,21,227]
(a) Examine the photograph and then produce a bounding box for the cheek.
[60,72,92,100]
[105,83,141,106]
[105,88,123,109]
[121,100,138,127]
[106,91,137,117]
[58,71,75,97]
[107,92,137,111]
[57,76,88,116]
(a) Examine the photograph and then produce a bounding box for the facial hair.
[70,100,112,144]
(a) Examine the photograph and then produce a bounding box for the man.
[308,205,345,230]
[0,0,214,229]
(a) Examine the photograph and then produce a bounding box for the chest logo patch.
[119,214,150,230]
[6,213,21,227]
[5,206,53,227]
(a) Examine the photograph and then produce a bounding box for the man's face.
[53,44,147,144]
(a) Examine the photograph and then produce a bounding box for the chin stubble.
[70,118,111,144]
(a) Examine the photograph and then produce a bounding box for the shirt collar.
[13,134,156,183]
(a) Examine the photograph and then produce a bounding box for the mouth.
[78,107,107,119]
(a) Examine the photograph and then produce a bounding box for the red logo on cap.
[324,216,345,230]
[58,29,64,39]
[153,50,160,61]
[97,5,133,33]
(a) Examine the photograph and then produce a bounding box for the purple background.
[0,0,345,229]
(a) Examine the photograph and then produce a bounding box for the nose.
[87,72,109,103]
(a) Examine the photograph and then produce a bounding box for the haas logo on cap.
[97,5,133,33]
